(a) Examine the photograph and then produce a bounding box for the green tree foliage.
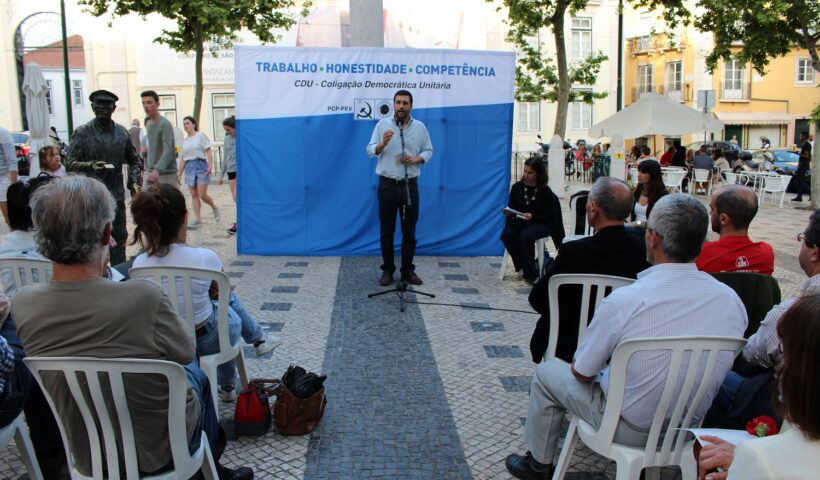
[79,0,310,122]
[494,0,687,137]
[696,0,820,207]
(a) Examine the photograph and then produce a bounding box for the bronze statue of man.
[66,89,141,265]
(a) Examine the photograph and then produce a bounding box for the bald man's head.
[589,177,634,222]
[711,185,758,234]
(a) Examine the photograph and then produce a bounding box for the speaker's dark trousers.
[378,176,419,274]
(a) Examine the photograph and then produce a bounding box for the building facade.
[623,3,819,154]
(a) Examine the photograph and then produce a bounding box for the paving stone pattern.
[0,179,809,479]
[305,257,472,480]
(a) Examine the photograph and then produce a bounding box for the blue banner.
[235,47,515,256]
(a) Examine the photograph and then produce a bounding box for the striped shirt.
[743,274,820,367]
[574,263,747,428]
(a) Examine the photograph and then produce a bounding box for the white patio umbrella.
[22,62,50,178]
[588,93,723,139]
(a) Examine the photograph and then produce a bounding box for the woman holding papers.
[500,157,554,284]
[697,293,820,479]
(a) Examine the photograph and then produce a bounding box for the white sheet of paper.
[687,428,758,446]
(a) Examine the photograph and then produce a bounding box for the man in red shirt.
[697,185,774,275]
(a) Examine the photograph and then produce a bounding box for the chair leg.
[614,456,643,480]
[13,417,43,480]
[499,251,509,280]
[202,364,219,413]
[551,416,579,480]
[200,432,219,480]
[236,348,249,389]
[680,450,698,480]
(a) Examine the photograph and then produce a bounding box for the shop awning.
[714,111,792,125]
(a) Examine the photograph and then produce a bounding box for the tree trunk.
[551,1,569,138]
[193,23,204,123]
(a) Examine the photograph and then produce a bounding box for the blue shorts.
[184,159,210,187]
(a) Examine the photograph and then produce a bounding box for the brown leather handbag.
[273,382,327,435]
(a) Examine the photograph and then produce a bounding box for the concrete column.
[609,134,626,181]
[349,0,384,47]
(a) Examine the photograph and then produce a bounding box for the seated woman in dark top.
[626,159,668,228]
[501,157,554,284]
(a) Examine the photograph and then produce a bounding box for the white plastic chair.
[552,336,746,480]
[24,357,218,480]
[760,174,791,208]
[628,167,639,184]
[499,237,550,280]
[544,274,634,361]
[129,266,248,409]
[662,170,686,193]
[721,172,740,185]
[0,413,43,479]
[0,258,52,296]
[689,168,712,196]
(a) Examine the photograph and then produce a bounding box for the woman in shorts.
[179,115,219,229]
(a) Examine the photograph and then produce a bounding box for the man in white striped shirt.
[505,194,747,480]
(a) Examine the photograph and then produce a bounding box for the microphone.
[397,117,403,129]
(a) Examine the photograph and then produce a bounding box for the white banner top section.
[235,46,515,120]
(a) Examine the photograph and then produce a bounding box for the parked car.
[12,131,30,176]
[751,148,802,174]
[685,140,753,163]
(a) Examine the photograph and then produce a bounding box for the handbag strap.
[249,378,282,395]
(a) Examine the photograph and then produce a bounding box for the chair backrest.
[663,170,686,190]
[568,192,593,236]
[711,272,780,338]
[0,258,52,295]
[723,172,739,185]
[24,356,205,480]
[591,336,746,468]
[129,266,234,364]
[693,168,710,181]
[762,174,785,192]
[779,174,792,191]
[545,273,634,361]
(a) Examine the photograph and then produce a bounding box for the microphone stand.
[368,115,434,312]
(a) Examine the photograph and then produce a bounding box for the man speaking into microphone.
[366,90,433,287]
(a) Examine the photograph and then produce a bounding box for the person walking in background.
[219,116,237,235]
[180,116,219,229]
[128,118,146,186]
[792,142,812,203]
[0,125,19,227]
[141,90,177,189]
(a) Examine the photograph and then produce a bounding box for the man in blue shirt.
[366,90,434,286]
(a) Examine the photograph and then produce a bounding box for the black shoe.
[792,196,803,202]
[379,271,394,286]
[505,452,553,480]
[402,271,423,285]
[217,464,254,480]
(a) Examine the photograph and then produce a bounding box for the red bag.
[234,379,276,436]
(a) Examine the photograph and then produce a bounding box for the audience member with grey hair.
[696,185,774,275]
[528,177,649,363]
[645,193,709,263]
[507,191,746,480]
[30,175,115,265]
[13,175,254,479]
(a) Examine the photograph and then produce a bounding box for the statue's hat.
[89,89,119,102]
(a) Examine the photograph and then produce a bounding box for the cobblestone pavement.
[0,176,813,479]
